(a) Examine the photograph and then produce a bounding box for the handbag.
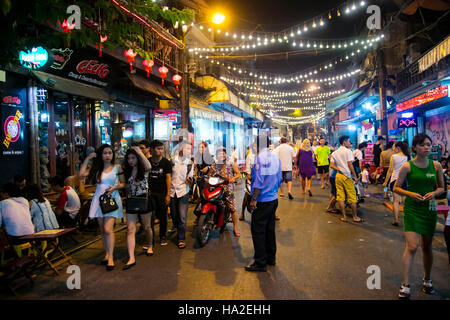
[99,192,119,214]
[126,173,154,214]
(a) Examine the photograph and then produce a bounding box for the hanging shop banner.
[396,85,449,112]
[223,111,244,125]
[1,95,25,156]
[190,106,224,123]
[418,36,450,73]
[45,47,113,88]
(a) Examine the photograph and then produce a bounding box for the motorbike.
[241,172,253,216]
[194,173,232,247]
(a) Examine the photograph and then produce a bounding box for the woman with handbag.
[123,146,153,270]
[79,144,125,271]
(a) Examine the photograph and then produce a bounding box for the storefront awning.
[126,73,176,100]
[189,98,224,122]
[194,75,264,122]
[325,85,368,114]
[32,71,111,101]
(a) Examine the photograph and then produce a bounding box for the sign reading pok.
[1,95,25,156]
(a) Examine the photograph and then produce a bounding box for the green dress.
[404,159,438,236]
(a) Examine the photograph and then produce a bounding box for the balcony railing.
[396,49,450,93]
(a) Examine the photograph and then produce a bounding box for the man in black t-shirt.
[149,140,172,246]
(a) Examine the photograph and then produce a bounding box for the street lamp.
[212,13,225,25]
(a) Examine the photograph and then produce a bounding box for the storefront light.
[123,129,134,138]
[402,112,414,118]
[40,112,49,123]
[99,119,105,127]
[349,125,356,131]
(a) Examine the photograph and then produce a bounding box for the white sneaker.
[398,284,410,300]
[422,278,436,294]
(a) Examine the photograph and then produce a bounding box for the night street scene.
[0,0,449,309]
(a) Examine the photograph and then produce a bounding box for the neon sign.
[398,117,418,128]
[19,47,49,69]
[396,86,448,112]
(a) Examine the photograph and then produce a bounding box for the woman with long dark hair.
[383,141,410,226]
[79,144,125,271]
[25,183,59,232]
[122,146,152,270]
[394,134,444,299]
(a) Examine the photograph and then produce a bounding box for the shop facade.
[1,45,177,188]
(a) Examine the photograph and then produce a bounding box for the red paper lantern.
[158,66,169,85]
[96,35,108,57]
[58,20,75,47]
[142,59,155,78]
[58,20,75,33]
[172,74,182,91]
[124,49,137,71]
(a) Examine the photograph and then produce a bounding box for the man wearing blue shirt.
[245,134,282,272]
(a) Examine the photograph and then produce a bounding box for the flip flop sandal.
[353,218,365,223]
[178,242,186,249]
[339,217,348,223]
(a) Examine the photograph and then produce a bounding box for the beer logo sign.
[3,110,22,148]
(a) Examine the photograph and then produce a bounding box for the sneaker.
[288,193,294,200]
[398,284,411,300]
[167,228,177,234]
[160,238,168,246]
[422,278,436,294]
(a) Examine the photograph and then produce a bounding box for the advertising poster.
[1,94,25,156]
[363,142,374,166]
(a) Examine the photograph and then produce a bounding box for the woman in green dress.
[394,133,444,299]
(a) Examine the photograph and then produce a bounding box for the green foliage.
[0,0,193,67]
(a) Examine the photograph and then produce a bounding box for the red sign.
[396,85,448,112]
[2,96,21,105]
[3,110,22,148]
[76,60,110,79]
[363,143,374,166]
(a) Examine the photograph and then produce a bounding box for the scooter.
[194,173,232,248]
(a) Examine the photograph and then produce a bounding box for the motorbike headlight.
[208,177,220,185]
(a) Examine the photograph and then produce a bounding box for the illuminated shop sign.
[19,47,50,69]
[398,116,418,128]
[396,86,449,112]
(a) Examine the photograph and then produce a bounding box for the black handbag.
[126,195,153,214]
[99,192,119,214]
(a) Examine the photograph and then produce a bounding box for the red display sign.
[396,85,448,112]
[398,117,418,128]
[2,96,21,105]
[76,60,110,79]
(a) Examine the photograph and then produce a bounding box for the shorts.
[318,165,329,174]
[57,211,77,228]
[330,177,337,197]
[335,173,357,203]
[390,180,407,192]
[362,182,369,189]
[282,171,293,183]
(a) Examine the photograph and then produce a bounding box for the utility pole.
[377,47,388,138]
[179,35,190,130]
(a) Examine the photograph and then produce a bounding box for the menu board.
[363,143,374,166]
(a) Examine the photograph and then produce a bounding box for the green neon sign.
[19,47,49,69]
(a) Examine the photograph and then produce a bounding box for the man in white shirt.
[0,184,34,241]
[273,137,296,200]
[169,142,194,249]
[330,135,364,223]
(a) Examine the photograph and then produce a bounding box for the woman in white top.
[79,144,126,271]
[26,184,59,232]
[383,141,410,226]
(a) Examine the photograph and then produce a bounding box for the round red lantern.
[124,49,137,71]
[172,74,182,91]
[159,66,169,85]
[143,59,155,78]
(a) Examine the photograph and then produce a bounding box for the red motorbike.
[194,173,232,247]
